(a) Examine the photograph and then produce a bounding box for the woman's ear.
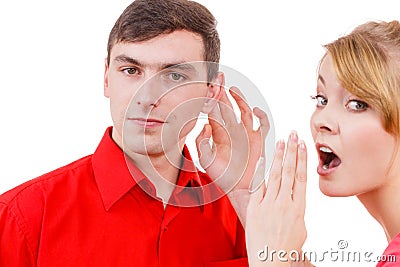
[202,72,225,114]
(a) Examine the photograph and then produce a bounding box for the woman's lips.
[317,162,340,176]
[316,143,342,176]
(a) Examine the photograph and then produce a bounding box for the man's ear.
[202,72,225,114]
[104,58,110,98]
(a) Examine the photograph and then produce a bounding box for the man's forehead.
[112,52,193,68]
[110,30,205,63]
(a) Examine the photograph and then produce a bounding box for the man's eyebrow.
[113,55,143,67]
[113,55,198,73]
[162,62,197,72]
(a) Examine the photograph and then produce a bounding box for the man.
[0,0,268,266]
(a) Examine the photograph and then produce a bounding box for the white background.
[0,1,399,266]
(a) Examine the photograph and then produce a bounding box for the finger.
[293,140,307,212]
[249,132,267,193]
[218,88,237,125]
[252,107,269,168]
[249,156,266,193]
[253,107,270,140]
[279,131,299,200]
[207,104,229,143]
[265,140,285,201]
[248,157,267,204]
[195,124,214,168]
[208,101,224,127]
[229,87,253,128]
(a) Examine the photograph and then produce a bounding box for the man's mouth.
[317,144,341,175]
[127,117,166,128]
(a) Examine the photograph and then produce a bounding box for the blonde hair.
[324,20,400,136]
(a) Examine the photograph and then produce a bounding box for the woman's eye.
[123,68,139,75]
[346,100,369,111]
[311,95,328,107]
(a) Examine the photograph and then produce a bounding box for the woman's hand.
[246,132,308,267]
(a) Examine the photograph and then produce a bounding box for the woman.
[246,20,400,266]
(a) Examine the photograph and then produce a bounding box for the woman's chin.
[319,179,355,197]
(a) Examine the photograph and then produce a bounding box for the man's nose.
[132,76,164,108]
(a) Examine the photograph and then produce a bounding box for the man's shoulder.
[0,154,94,206]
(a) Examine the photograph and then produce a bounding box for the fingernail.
[276,139,285,150]
[290,130,298,142]
[299,140,306,151]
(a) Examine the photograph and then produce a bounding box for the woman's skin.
[311,54,400,243]
[245,52,400,266]
[246,133,307,267]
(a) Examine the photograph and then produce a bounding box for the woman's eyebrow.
[318,74,326,86]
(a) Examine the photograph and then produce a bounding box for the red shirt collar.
[92,127,207,210]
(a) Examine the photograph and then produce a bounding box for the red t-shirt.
[0,127,248,267]
[376,233,400,266]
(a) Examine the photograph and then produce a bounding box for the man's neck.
[135,149,183,205]
[133,152,186,205]
[111,128,186,203]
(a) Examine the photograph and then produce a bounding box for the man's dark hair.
[107,0,220,81]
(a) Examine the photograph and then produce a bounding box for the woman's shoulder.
[375,233,400,267]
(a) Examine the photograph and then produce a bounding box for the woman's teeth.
[320,146,334,170]
[320,146,333,153]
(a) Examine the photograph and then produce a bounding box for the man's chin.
[123,140,163,156]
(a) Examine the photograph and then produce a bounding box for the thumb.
[195,124,214,169]
[249,157,266,204]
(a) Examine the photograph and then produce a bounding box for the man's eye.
[311,95,327,107]
[123,68,139,75]
[346,100,369,111]
[169,72,185,81]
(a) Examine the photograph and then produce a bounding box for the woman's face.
[310,53,397,197]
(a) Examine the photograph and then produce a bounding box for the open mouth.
[318,146,341,172]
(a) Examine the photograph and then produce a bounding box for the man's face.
[104,30,214,156]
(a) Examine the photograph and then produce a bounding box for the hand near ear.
[195,82,270,193]
[246,133,312,267]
